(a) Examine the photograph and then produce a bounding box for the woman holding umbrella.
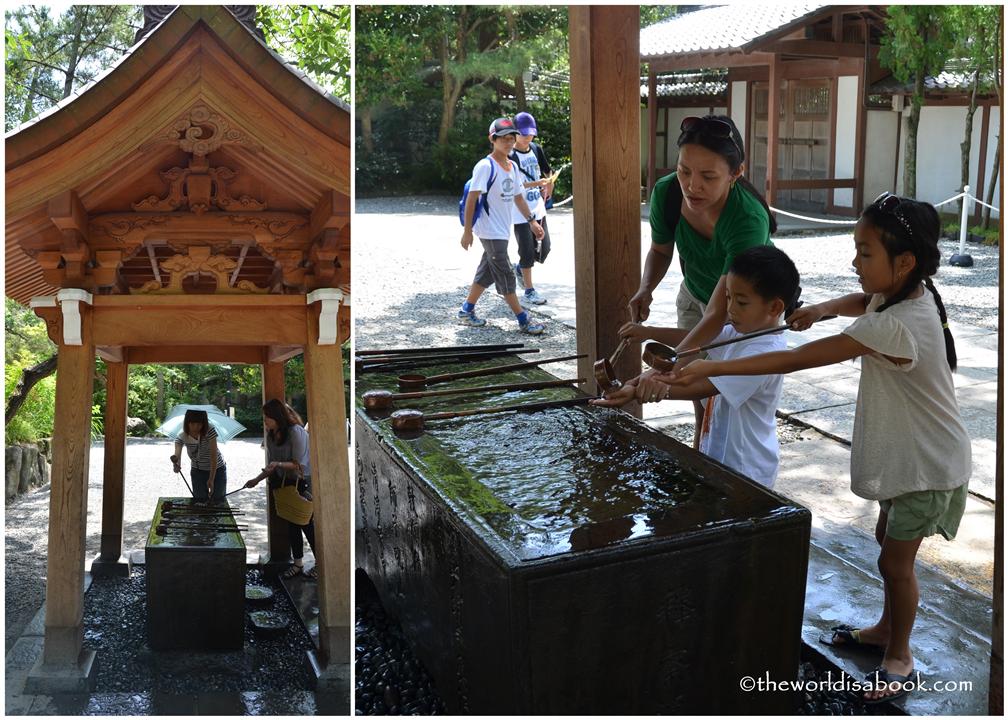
[170,408,228,502]
[244,399,318,580]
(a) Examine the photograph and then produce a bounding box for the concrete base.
[306,649,350,703]
[89,553,132,578]
[24,648,98,695]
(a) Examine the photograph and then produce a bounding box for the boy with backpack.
[458,117,546,335]
[509,111,554,306]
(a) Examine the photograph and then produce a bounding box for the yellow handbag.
[271,462,313,525]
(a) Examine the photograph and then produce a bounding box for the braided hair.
[676,114,777,233]
[860,197,957,370]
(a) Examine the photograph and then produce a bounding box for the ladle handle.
[676,315,840,359]
[424,353,586,384]
[395,378,584,401]
[607,307,638,364]
[425,395,593,421]
[356,342,523,357]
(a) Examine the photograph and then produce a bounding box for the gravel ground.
[5,438,281,653]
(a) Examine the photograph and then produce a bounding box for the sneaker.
[520,289,547,306]
[457,310,486,327]
[518,320,545,335]
[514,263,525,289]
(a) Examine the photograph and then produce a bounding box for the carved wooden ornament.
[130,246,268,294]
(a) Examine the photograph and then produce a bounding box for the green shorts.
[879,483,969,541]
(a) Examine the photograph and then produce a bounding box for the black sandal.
[818,624,886,655]
[281,565,304,579]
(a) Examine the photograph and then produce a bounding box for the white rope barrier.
[932,192,967,208]
[766,206,857,225]
[551,195,573,207]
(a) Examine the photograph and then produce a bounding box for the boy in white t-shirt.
[458,117,546,335]
[592,246,800,488]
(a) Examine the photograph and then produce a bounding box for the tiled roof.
[641,3,828,57]
[640,71,728,98]
[870,68,997,94]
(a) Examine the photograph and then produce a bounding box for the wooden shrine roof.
[5,5,350,307]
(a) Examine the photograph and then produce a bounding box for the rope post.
[950,185,975,267]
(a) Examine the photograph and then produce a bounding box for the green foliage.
[879,6,955,100]
[968,225,1000,245]
[5,364,55,444]
[640,6,681,28]
[5,5,140,131]
[356,5,573,195]
[258,4,351,103]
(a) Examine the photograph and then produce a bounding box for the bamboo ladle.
[356,342,523,357]
[593,310,638,391]
[642,316,838,372]
[390,395,594,435]
[363,377,585,412]
[358,347,538,373]
[155,522,247,536]
[397,353,586,392]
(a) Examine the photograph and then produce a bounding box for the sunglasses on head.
[679,116,743,157]
[871,192,914,238]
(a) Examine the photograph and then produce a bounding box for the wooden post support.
[303,299,350,689]
[92,360,130,577]
[27,303,98,692]
[766,53,781,209]
[647,67,658,198]
[569,6,642,400]
[261,359,292,569]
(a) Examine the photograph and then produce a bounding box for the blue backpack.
[458,157,497,226]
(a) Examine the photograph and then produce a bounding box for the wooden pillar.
[570,6,641,397]
[29,300,97,689]
[92,359,130,576]
[303,299,350,681]
[765,53,781,208]
[991,330,1004,715]
[261,359,291,568]
[647,67,657,197]
[853,54,868,212]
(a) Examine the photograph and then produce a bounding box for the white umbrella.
[155,404,247,443]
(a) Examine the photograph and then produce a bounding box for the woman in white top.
[675,194,970,704]
[245,399,317,580]
[170,409,227,501]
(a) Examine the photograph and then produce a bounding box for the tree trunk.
[155,366,165,420]
[982,131,1000,229]
[959,70,980,216]
[62,9,85,100]
[5,355,58,424]
[21,68,41,124]
[514,72,527,110]
[904,73,925,198]
[360,107,374,154]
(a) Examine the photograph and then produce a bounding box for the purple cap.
[488,117,519,137]
[514,111,538,136]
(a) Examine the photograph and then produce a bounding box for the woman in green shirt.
[625,115,776,446]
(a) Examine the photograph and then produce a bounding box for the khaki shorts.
[879,483,969,541]
[676,283,707,330]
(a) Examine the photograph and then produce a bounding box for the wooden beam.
[124,346,267,364]
[99,361,127,562]
[303,303,350,667]
[261,361,291,567]
[648,51,774,74]
[766,54,781,208]
[309,189,351,240]
[47,189,88,234]
[43,307,96,665]
[762,39,869,58]
[96,346,124,363]
[570,6,641,398]
[268,345,303,363]
[647,68,657,197]
[92,303,307,347]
